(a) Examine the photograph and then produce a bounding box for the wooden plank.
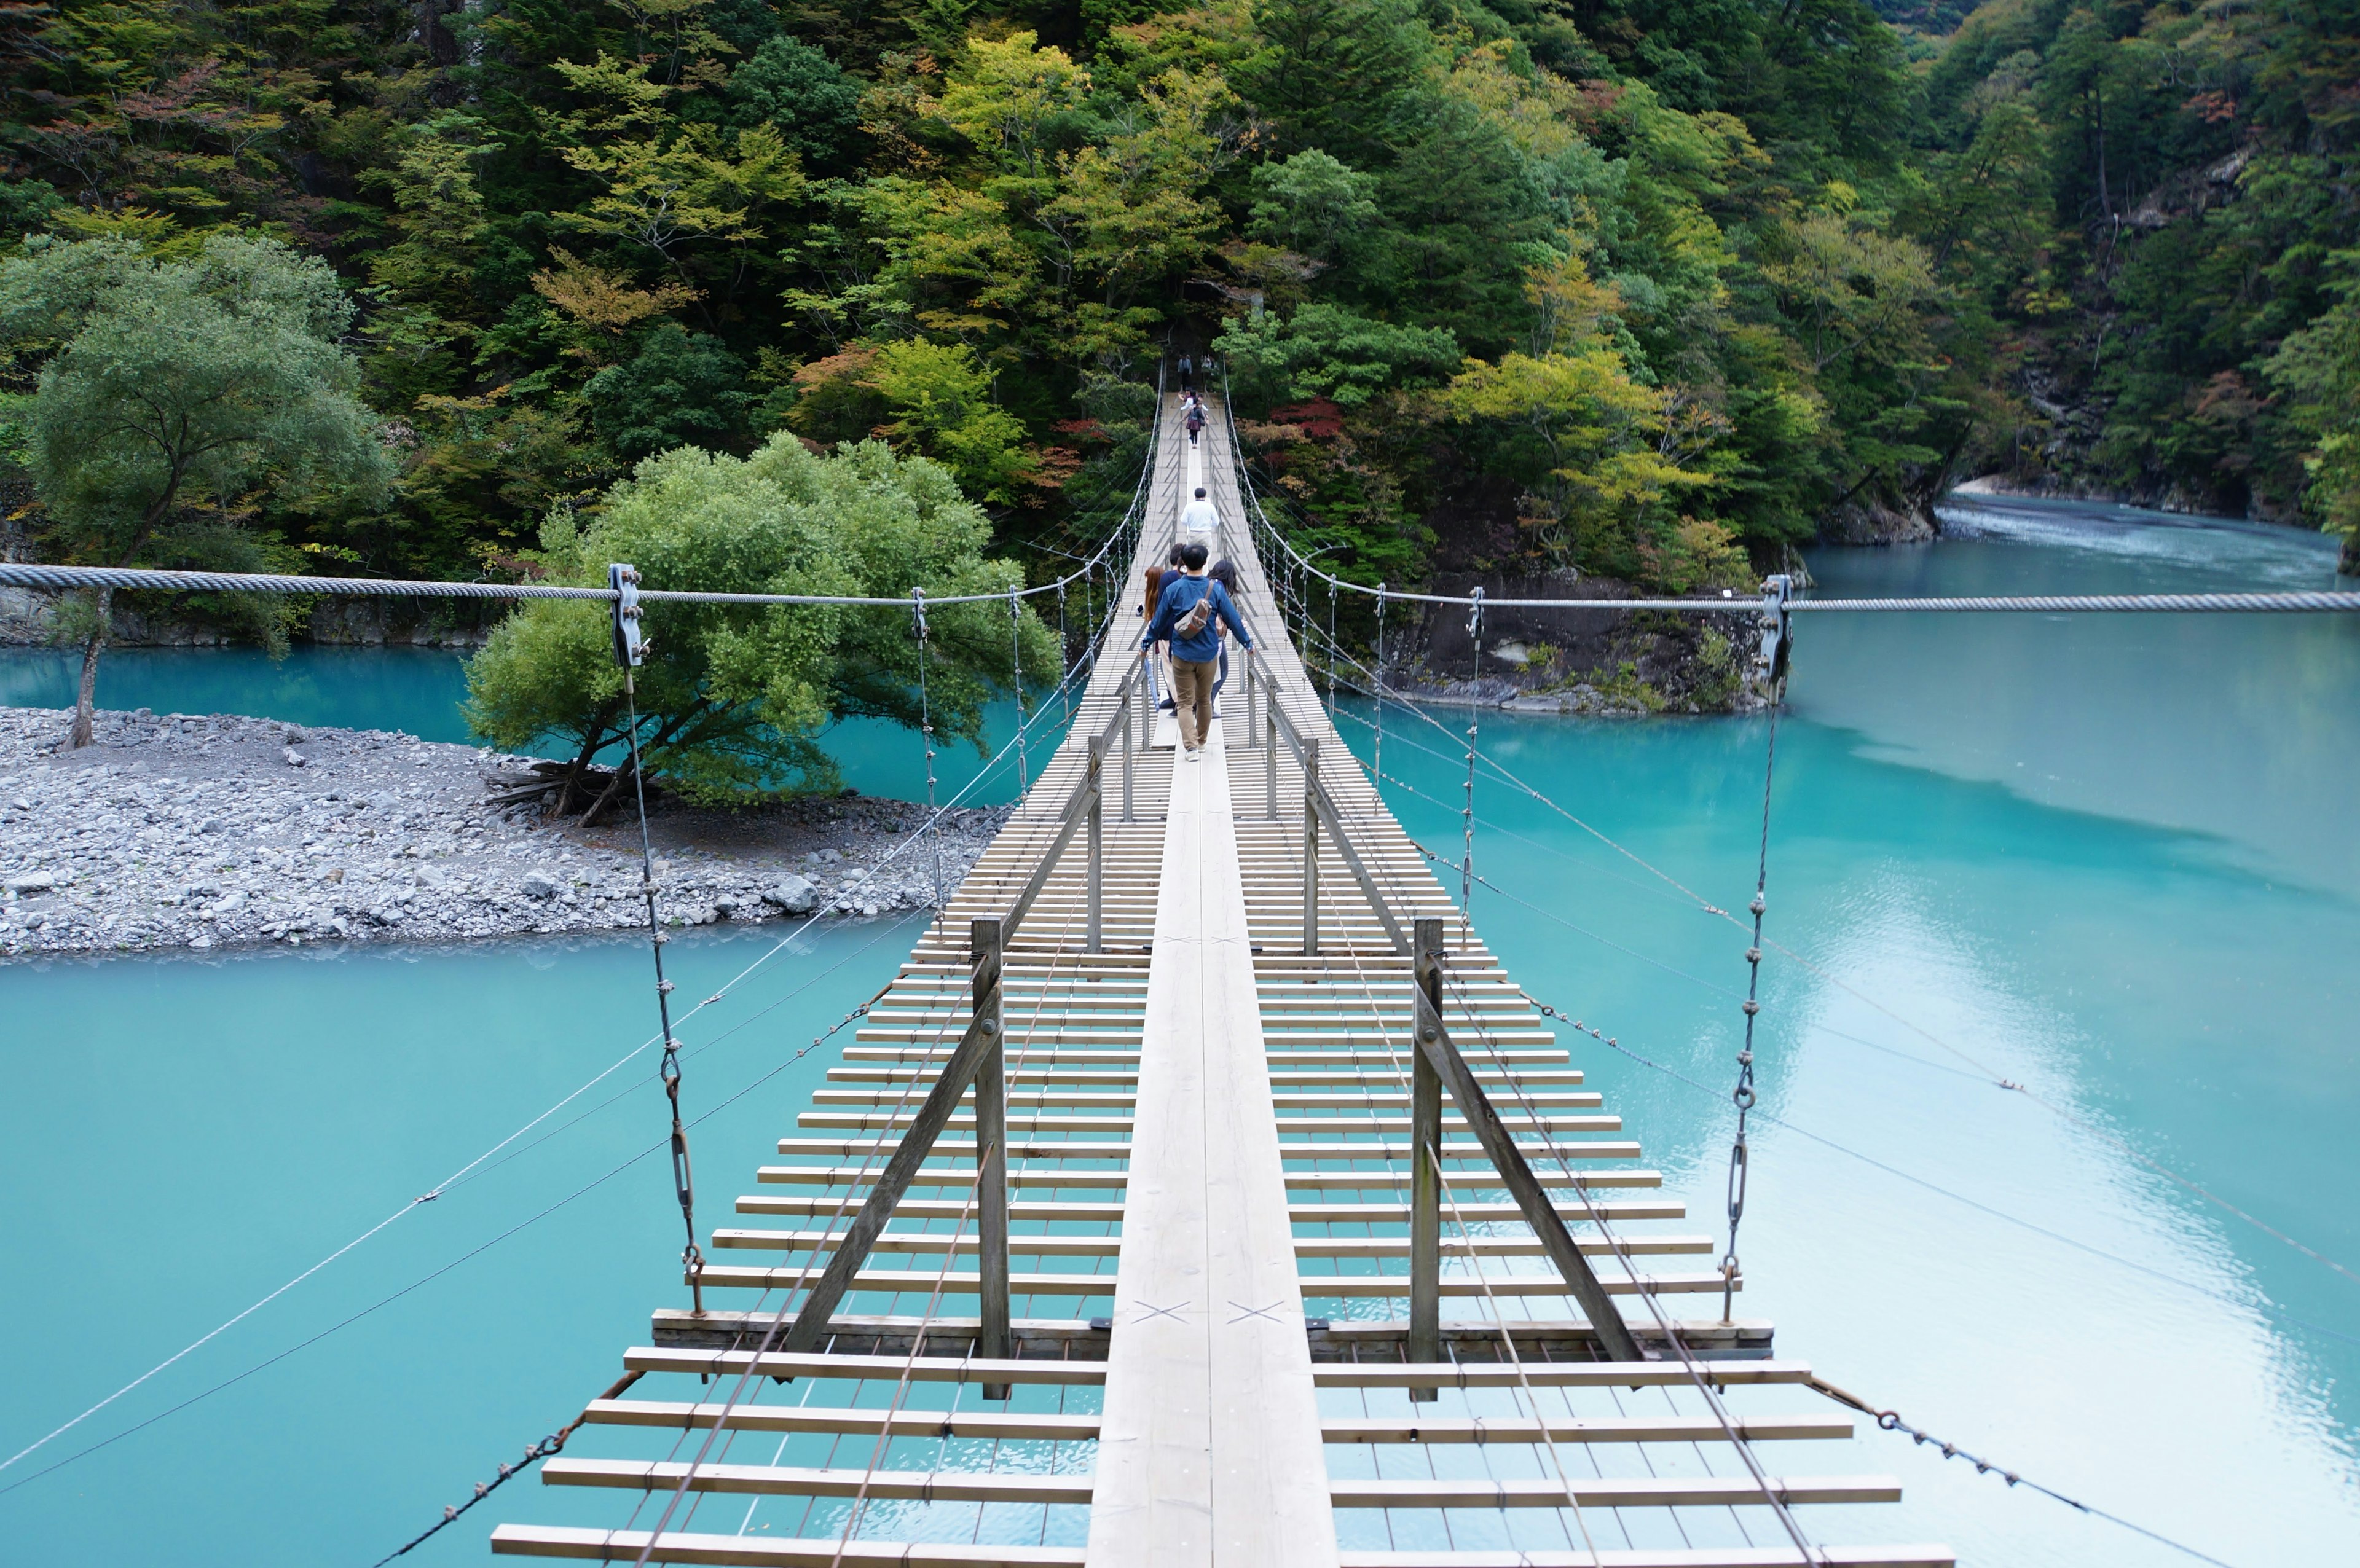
[1309,1359,1817,1389]
[1335,1551,1956,1568]
[621,1346,1106,1385]
[545,1457,1094,1504]
[1321,1414,1852,1443]
[1086,622,1337,1568]
[491,1526,1087,1567]
[739,1197,1127,1222]
[1326,1475,1903,1508]
[580,1398,1101,1440]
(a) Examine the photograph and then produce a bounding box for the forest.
[0,0,2354,618]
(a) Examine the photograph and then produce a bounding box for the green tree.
[0,233,391,746]
[464,434,1056,812]
[584,321,759,462]
[1215,303,1461,407]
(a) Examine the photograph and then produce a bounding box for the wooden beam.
[1410,917,1642,1363]
[777,986,1002,1357]
[971,918,1010,1396]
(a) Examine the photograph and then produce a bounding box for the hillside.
[1,0,2353,598]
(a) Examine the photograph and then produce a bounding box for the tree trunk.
[69,586,112,748]
[577,759,637,828]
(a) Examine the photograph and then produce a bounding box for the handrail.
[1001,649,1150,946]
[1266,671,1410,955]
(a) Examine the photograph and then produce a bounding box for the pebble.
[0,707,1005,959]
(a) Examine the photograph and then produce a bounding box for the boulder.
[6,871,55,893]
[763,874,820,914]
[519,867,564,899]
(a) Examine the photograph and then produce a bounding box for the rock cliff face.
[1381,571,1769,716]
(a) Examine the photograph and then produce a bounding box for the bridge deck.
[490,395,1952,1567]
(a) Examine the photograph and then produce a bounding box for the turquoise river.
[2,494,2356,1564]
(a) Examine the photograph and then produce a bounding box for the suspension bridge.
[6,375,2343,1564]
[470,394,1949,1568]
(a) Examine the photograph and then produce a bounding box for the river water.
[2,495,2356,1564]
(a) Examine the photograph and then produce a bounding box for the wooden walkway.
[490,396,1952,1568]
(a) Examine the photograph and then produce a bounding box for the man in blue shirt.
[1143,540,1253,759]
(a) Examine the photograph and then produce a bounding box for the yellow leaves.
[1524,252,1622,358]
[1444,345,1717,569]
[921,32,1088,178]
[545,55,804,259]
[1441,41,1585,163]
[530,248,701,353]
[1764,213,1940,372]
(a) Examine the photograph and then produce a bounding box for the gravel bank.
[0,706,1004,959]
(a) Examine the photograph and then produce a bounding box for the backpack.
[1185,407,1205,432]
[1172,582,1214,638]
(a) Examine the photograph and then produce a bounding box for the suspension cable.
[1802,1378,2241,1568]
[620,667,706,1315]
[1722,694,1778,1321]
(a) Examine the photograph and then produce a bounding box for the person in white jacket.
[1181,487,1218,536]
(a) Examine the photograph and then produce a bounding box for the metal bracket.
[1756,574,1793,694]
[608,563,646,668]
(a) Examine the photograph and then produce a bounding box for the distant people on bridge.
[1184,399,1205,446]
[1181,485,1218,538]
[1144,540,1253,760]
[1178,354,1195,391]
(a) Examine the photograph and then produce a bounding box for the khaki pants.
[1170,657,1217,750]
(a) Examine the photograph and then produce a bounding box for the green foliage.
[586,323,759,463]
[464,436,1058,801]
[0,0,2346,629]
[0,233,390,558]
[1215,305,1461,408]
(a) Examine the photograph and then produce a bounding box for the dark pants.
[1171,657,1217,749]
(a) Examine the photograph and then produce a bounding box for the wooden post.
[1406,940,1645,1365]
[1302,737,1321,956]
[1267,705,1280,820]
[1409,919,1444,1397]
[1120,681,1135,824]
[972,917,1010,1398]
[1087,735,1106,955]
[1243,645,1258,748]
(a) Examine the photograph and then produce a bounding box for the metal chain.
[368,1371,644,1565]
[1722,692,1780,1321]
[1460,586,1483,946]
[1056,582,1071,724]
[621,668,704,1314]
[1371,582,1385,788]
[1008,589,1029,798]
[911,588,940,912]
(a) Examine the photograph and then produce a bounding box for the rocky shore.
[0,706,1003,959]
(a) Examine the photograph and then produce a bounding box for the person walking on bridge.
[1184,399,1206,446]
[1181,485,1218,538]
[1144,540,1252,759]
